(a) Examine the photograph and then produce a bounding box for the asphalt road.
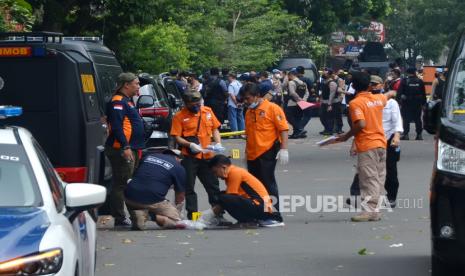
[96,122,433,276]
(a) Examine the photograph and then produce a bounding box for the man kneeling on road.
[124,149,186,230]
[201,155,276,228]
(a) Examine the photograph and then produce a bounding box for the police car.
[0,106,106,275]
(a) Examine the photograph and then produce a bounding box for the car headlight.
[438,140,465,175]
[0,248,63,275]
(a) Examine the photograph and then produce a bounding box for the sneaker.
[114,217,132,228]
[351,212,381,222]
[258,219,285,227]
[388,199,397,208]
[400,134,409,140]
[415,134,423,140]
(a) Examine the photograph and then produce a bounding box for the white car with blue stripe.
[0,106,106,275]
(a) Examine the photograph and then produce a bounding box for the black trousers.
[219,194,271,223]
[181,156,220,218]
[247,142,283,222]
[286,106,302,134]
[205,101,226,124]
[332,102,343,132]
[350,136,400,201]
[320,103,334,133]
[401,104,423,135]
[385,136,400,201]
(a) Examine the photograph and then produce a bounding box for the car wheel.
[432,255,463,276]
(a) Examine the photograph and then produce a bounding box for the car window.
[32,139,65,212]
[0,144,41,207]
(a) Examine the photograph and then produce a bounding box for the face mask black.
[188,104,200,113]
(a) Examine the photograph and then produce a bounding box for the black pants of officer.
[287,106,312,135]
[286,106,302,135]
[401,104,423,136]
[205,100,226,124]
[332,102,343,133]
[350,136,400,202]
[181,156,220,219]
[247,141,283,222]
[105,147,140,222]
[320,103,334,133]
[219,194,272,223]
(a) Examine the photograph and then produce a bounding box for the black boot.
[415,133,423,140]
[400,134,409,140]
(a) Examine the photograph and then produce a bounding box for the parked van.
[0,32,123,185]
[424,30,465,275]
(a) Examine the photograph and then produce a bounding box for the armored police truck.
[0,32,123,186]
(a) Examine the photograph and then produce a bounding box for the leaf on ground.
[382,235,393,240]
[122,238,133,244]
[358,248,367,255]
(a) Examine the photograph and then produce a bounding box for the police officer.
[202,67,228,124]
[241,83,289,227]
[397,68,426,140]
[170,89,226,221]
[124,149,186,230]
[105,72,145,228]
[319,68,338,135]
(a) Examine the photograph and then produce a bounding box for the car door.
[32,139,95,275]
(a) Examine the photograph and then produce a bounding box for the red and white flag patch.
[113,104,123,110]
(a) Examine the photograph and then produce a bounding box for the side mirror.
[137,95,155,108]
[65,183,106,221]
[423,100,441,135]
[168,93,178,108]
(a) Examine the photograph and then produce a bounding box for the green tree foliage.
[119,21,191,74]
[385,0,465,64]
[0,0,35,32]
[283,0,392,37]
[28,0,327,73]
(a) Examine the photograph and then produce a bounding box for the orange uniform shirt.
[245,100,289,160]
[170,106,221,159]
[225,165,272,213]
[349,92,387,153]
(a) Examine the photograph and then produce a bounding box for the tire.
[432,255,463,276]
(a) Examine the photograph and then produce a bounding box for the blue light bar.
[0,106,22,118]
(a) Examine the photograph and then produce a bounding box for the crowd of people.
[103,62,430,229]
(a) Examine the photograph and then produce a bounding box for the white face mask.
[249,101,259,109]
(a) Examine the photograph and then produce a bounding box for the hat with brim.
[182,90,202,103]
[116,72,137,91]
[370,75,383,84]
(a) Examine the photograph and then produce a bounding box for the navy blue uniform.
[125,153,186,204]
[105,93,145,150]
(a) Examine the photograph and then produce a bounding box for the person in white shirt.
[348,75,403,207]
[227,72,244,132]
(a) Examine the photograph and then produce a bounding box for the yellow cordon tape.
[220,130,245,137]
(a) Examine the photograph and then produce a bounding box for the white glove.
[206,143,226,153]
[276,149,289,165]
[189,143,203,154]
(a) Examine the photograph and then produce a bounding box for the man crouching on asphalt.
[124,149,186,230]
[334,71,396,222]
[201,155,276,228]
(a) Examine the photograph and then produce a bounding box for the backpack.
[204,78,226,102]
[293,80,307,98]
